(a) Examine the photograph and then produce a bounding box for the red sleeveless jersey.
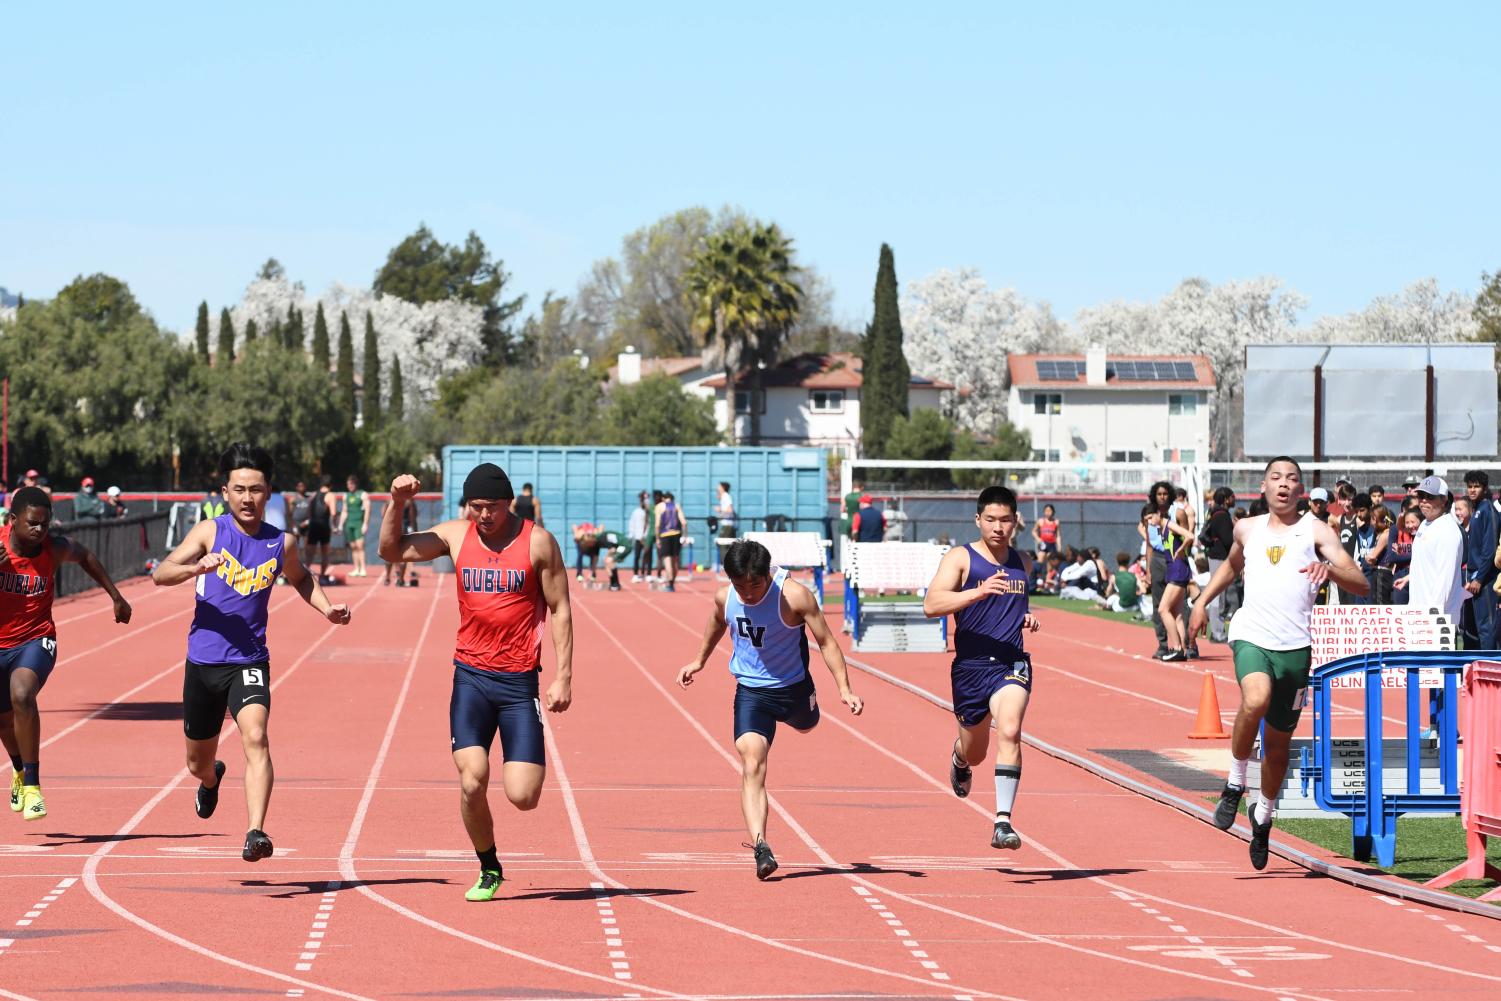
[453,519,544,672]
[0,525,57,647]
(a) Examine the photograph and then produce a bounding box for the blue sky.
[2,3,1496,337]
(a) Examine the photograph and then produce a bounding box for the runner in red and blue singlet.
[1,486,132,821]
[379,462,574,902]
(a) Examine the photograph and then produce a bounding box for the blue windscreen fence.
[442,446,830,543]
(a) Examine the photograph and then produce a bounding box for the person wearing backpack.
[655,491,684,592]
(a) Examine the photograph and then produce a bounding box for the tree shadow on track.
[766,860,929,883]
[503,886,693,902]
[240,878,452,899]
[992,866,1143,883]
[38,831,211,846]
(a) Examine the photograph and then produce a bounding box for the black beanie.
[462,463,514,504]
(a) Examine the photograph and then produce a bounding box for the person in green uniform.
[598,527,630,591]
[340,475,370,578]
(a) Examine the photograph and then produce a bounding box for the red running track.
[1,572,1499,1000]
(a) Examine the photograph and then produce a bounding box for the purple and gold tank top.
[952,544,1029,667]
[186,515,285,665]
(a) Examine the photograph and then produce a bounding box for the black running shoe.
[949,749,973,799]
[1212,782,1245,830]
[1160,648,1187,662]
[195,760,226,820]
[1152,646,1170,660]
[1248,813,1273,871]
[242,828,274,863]
[751,840,778,880]
[991,819,1022,850]
[1186,646,1201,660]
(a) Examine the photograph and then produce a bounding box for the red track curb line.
[615,592,1353,1001]
[842,652,1501,924]
[334,585,690,1000]
[78,583,388,1001]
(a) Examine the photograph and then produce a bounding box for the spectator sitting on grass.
[1097,552,1145,615]
[1038,551,1063,594]
[1058,548,1100,600]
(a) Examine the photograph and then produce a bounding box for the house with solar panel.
[1006,349,1214,464]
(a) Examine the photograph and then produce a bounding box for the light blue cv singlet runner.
[726,569,810,689]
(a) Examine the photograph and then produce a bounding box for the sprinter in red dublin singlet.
[379,462,573,902]
[1,487,133,822]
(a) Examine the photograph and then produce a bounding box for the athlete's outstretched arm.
[535,527,573,712]
[786,583,863,715]
[1307,518,1368,596]
[677,588,729,688]
[378,475,451,563]
[281,535,351,625]
[53,536,131,624]
[152,519,222,587]
[1187,534,1245,641]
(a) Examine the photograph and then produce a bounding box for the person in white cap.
[1394,475,1465,623]
[103,486,127,519]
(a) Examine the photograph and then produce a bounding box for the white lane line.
[336,585,689,998]
[81,585,386,1001]
[2,876,77,952]
[289,881,341,981]
[850,885,958,983]
[590,882,635,983]
[568,599,1013,999]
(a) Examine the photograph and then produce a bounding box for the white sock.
[994,765,1021,820]
[1229,756,1249,788]
[1253,798,1274,825]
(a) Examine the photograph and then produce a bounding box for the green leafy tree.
[187,338,345,486]
[194,301,211,362]
[311,302,331,375]
[0,285,194,484]
[336,310,357,424]
[453,360,601,445]
[388,354,404,422]
[244,318,258,344]
[362,313,382,427]
[374,224,524,365]
[1476,269,1501,345]
[258,258,285,281]
[861,244,909,458]
[952,418,1034,490]
[215,307,235,366]
[882,409,954,488]
[597,374,721,446]
[684,220,802,445]
[55,273,142,329]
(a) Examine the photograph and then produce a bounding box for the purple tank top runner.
[952,544,1029,667]
[186,514,285,664]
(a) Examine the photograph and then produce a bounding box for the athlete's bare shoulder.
[1232,513,1262,544]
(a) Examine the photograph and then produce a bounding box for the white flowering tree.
[1299,278,1476,344]
[216,277,485,406]
[901,268,1068,433]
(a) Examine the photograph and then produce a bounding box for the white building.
[1007,349,1215,464]
[612,351,950,456]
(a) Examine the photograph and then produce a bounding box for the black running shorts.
[183,659,271,740]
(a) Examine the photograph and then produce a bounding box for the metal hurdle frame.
[1300,649,1478,866]
[719,531,831,602]
[844,542,950,648]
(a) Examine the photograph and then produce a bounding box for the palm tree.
[684,221,802,445]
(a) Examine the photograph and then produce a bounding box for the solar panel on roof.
[1107,360,1197,382]
[1036,360,1082,381]
[1173,361,1197,380]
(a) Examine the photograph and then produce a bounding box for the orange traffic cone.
[1187,671,1232,739]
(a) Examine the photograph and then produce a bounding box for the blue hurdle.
[1299,649,1476,866]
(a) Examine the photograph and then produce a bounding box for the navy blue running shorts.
[951,655,1032,728]
[450,661,545,765]
[0,636,58,712]
[733,671,820,745]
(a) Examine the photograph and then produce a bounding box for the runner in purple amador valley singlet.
[154,442,351,863]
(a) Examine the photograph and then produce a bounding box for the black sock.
[477,846,501,873]
[22,762,40,785]
[8,754,21,773]
[610,568,619,586]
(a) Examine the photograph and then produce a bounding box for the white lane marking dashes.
[286,879,340,991]
[851,884,955,983]
[590,881,635,983]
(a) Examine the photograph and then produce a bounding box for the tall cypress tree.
[336,310,357,425]
[285,304,305,352]
[216,307,236,365]
[860,243,908,456]
[362,313,382,427]
[195,301,211,362]
[388,354,404,423]
[245,318,259,344]
[311,302,331,375]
